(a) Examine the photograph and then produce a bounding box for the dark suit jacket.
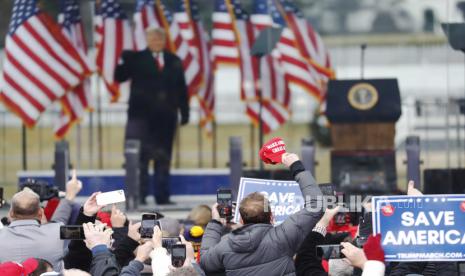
[114,49,189,122]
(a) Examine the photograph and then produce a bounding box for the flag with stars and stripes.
[269,0,322,100]
[156,0,202,97]
[211,0,240,68]
[0,0,91,127]
[245,0,290,133]
[278,0,333,82]
[133,0,162,50]
[95,0,133,102]
[174,0,215,134]
[54,0,93,139]
[93,0,103,51]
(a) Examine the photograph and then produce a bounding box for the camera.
[0,187,4,208]
[316,244,345,259]
[217,188,232,219]
[162,237,181,252]
[19,179,59,201]
[60,225,85,240]
[171,244,186,268]
[140,213,161,238]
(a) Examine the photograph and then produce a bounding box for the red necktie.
[154,54,163,71]
[154,55,160,71]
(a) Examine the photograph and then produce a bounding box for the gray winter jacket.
[200,162,323,276]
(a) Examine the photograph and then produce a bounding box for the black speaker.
[423,169,465,194]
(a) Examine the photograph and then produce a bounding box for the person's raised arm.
[64,192,103,272]
[114,51,134,83]
[84,223,120,276]
[119,241,153,276]
[51,170,82,224]
[295,206,340,275]
[199,203,227,273]
[273,153,323,255]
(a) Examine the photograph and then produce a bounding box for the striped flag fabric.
[229,0,289,134]
[278,0,333,81]
[54,0,93,139]
[174,0,215,133]
[156,0,202,97]
[211,0,240,68]
[0,0,91,127]
[95,0,133,102]
[269,0,322,100]
[133,0,161,51]
[248,0,291,133]
[93,1,103,51]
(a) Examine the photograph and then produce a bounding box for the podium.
[326,79,401,192]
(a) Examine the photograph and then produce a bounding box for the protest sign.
[234,177,304,225]
[372,195,465,262]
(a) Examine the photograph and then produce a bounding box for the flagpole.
[22,124,27,171]
[250,123,255,169]
[76,123,82,169]
[360,43,367,79]
[257,58,264,171]
[212,118,217,168]
[88,106,94,170]
[97,78,103,170]
[197,108,203,168]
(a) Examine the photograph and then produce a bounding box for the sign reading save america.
[234,177,304,225]
[372,195,465,262]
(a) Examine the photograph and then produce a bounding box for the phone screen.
[60,226,85,240]
[140,214,157,238]
[316,245,344,259]
[162,237,181,250]
[217,189,232,218]
[0,187,3,207]
[319,183,335,196]
[171,244,186,268]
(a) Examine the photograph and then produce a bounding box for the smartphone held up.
[217,188,233,219]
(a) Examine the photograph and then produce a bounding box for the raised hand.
[83,192,104,217]
[65,169,82,201]
[281,153,299,168]
[110,205,126,228]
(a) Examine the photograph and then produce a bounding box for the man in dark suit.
[115,27,189,205]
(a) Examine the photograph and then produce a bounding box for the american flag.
[55,0,93,139]
[278,0,333,81]
[211,0,240,68]
[0,0,91,127]
[93,1,103,51]
[95,0,133,102]
[156,0,202,97]
[249,0,291,133]
[174,0,215,133]
[133,0,161,51]
[270,0,322,100]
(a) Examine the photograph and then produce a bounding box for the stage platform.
[17,169,230,195]
[2,169,231,220]
[0,194,217,221]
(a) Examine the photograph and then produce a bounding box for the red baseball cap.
[0,258,38,276]
[97,211,112,228]
[259,137,286,164]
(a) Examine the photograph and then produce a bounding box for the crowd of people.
[0,153,457,275]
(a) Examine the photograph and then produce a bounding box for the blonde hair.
[188,205,212,228]
[145,26,166,38]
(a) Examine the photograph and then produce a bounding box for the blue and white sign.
[372,195,465,262]
[234,177,304,225]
